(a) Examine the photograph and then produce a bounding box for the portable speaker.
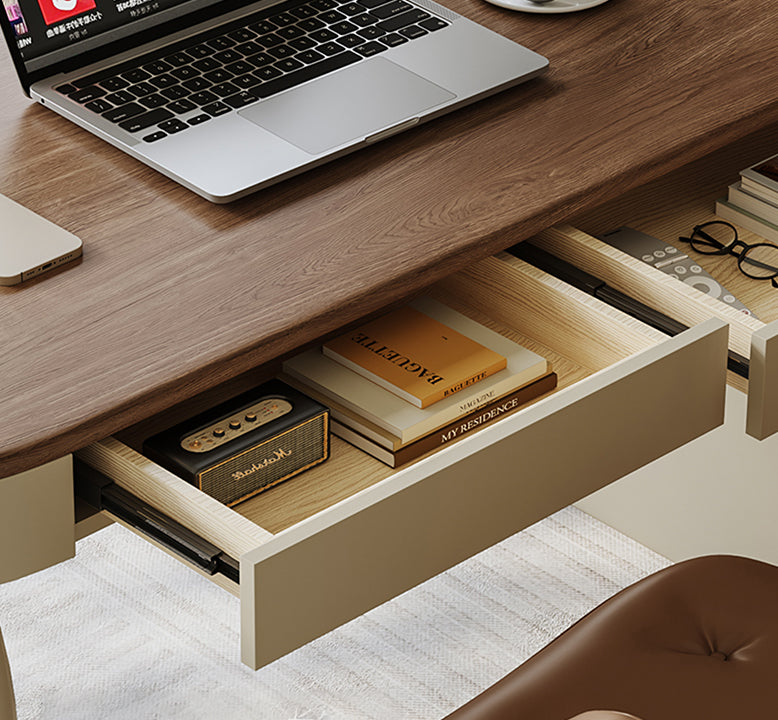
[143,379,329,506]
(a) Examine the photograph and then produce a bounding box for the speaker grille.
[198,413,328,506]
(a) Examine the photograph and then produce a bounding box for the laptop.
[1,0,548,202]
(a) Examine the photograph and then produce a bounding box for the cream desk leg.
[0,625,15,720]
[0,456,75,583]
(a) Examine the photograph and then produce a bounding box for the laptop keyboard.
[54,0,449,143]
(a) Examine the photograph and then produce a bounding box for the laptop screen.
[2,0,228,74]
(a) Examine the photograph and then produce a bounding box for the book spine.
[716,199,778,244]
[728,183,778,227]
[414,359,506,408]
[334,373,558,467]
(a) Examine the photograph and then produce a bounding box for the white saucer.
[484,0,609,13]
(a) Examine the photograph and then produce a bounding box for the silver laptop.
[1,0,547,202]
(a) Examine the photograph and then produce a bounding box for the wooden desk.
[3,0,778,478]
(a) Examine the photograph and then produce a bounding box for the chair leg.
[0,627,16,720]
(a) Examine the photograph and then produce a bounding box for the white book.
[715,198,778,245]
[727,182,778,227]
[282,298,547,443]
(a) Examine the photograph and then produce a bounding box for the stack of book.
[281,297,556,467]
[716,153,778,242]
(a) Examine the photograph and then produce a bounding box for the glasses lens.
[689,223,737,254]
[741,244,778,278]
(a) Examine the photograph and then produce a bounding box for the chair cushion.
[446,555,778,720]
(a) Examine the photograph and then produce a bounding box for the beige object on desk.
[0,627,16,720]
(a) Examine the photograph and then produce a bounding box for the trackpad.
[239,58,455,155]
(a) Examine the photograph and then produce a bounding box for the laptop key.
[158,118,188,133]
[193,57,220,72]
[204,69,234,84]
[138,93,168,108]
[351,12,377,26]
[119,108,174,132]
[168,99,197,113]
[399,24,427,38]
[211,82,240,97]
[224,91,259,108]
[144,60,172,74]
[246,52,274,67]
[188,114,211,125]
[202,101,231,116]
[56,83,77,94]
[370,0,411,18]
[85,99,113,113]
[186,44,214,58]
[103,103,146,123]
[149,74,178,89]
[190,90,219,105]
[207,36,235,50]
[100,76,129,91]
[171,66,199,81]
[354,40,386,56]
[317,42,345,56]
[254,66,283,81]
[128,82,158,97]
[106,89,136,105]
[143,131,167,142]
[122,68,151,83]
[419,17,447,30]
[275,58,305,72]
[249,20,277,34]
[358,0,394,7]
[290,36,317,51]
[236,41,263,55]
[164,52,192,66]
[375,8,429,32]
[267,45,295,59]
[253,50,359,98]
[357,25,386,39]
[161,85,190,100]
[228,28,256,42]
[380,32,407,46]
[339,33,365,47]
[214,49,242,64]
[183,77,212,92]
[297,49,325,63]
[69,86,106,103]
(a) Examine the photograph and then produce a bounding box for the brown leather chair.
[446,555,778,720]
[0,627,15,720]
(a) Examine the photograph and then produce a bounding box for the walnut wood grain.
[3,0,778,477]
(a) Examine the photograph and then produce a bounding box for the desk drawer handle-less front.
[75,254,729,669]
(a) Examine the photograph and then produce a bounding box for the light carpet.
[0,506,669,720]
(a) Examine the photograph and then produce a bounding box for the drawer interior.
[81,251,670,547]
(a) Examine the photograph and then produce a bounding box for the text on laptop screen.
[2,0,220,69]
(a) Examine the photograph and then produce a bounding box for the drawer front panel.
[240,319,728,669]
[747,318,778,440]
[0,455,74,583]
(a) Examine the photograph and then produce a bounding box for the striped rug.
[0,506,668,720]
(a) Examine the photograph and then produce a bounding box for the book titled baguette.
[323,305,507,408]
[332,372,558,467]
[282,298,549,444]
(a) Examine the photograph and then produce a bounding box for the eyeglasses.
[679,221,778,287]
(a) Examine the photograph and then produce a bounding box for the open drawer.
[529,224,778,440]
[74,252,728,669]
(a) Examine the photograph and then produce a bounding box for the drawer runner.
[74,458,240,584]
[510,241,751,379]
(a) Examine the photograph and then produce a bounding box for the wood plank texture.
[3,0,778,477]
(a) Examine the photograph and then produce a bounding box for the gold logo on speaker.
[231,448,293,481]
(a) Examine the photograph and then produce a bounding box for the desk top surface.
[3,0,778,477]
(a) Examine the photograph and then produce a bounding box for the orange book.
[322,306,507,408]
